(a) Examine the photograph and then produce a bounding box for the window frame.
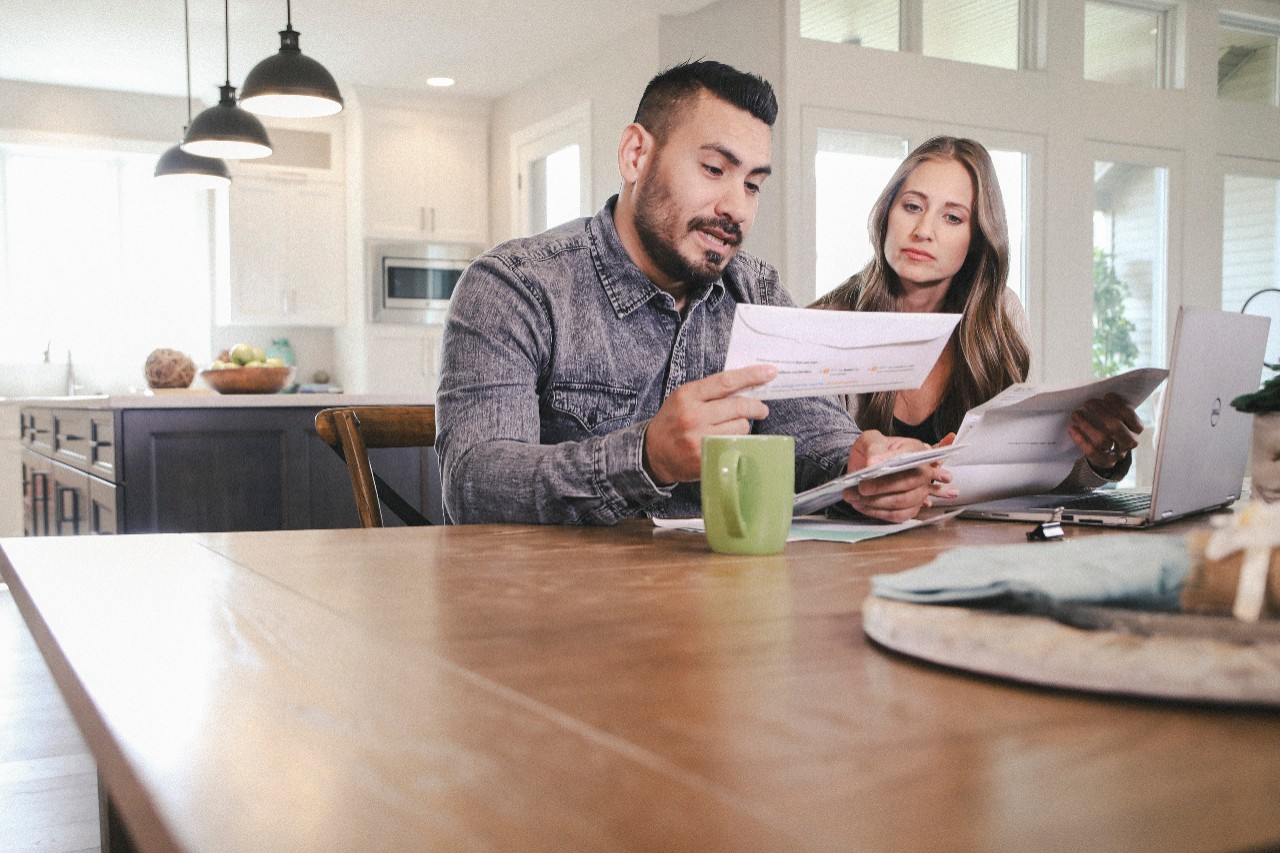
[1086,140,1181,371]
[1218,153,1280,313]
[509,102,593,239]
[1219,10,1280,106]
[1082,0,1183,90]
[798,0,1048,71]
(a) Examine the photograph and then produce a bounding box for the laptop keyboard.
[1059,491,1152,514]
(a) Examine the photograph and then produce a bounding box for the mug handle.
[715,449,747,538]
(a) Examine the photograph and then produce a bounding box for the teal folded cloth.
[870,534,1191,611]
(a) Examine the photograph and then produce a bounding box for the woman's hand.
[843,430,959,522]
[1068,392,1143,473]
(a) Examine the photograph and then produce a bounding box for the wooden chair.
[314,405,437,528]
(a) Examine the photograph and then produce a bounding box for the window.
[922,0,1021,69]
[1218,13,1280,105]
[511,103,592,239]
[800,0,1034,71]
[1083,1,1176,88]
[814,130,909,296]
[989,148,1028,308]
[527,144,581,234]
[800,0,899,49]
[1221,173,1280,363]
[1092,160,1169,377]
[0,141,215,392]
[813,129,1029,306]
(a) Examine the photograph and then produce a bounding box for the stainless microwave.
[371,242,480,323]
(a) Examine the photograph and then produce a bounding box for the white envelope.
[723,304,962,400]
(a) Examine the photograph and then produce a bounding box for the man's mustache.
[688,216,742,246]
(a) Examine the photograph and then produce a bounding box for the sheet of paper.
[722,304,962,400]
[935,367,1169,505]
[653,510,962,544]
[791,444,963,516]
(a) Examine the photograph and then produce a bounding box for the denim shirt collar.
[587,196,726,319]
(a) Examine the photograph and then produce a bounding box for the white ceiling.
[0,0,718,103]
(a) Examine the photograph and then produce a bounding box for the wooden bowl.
[199,366,296,394]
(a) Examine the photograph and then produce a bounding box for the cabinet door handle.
[27,472,49,536]
[430,206,436,233]
[419,206,426,232]
[30,472,49,502]
[56,483,81,535]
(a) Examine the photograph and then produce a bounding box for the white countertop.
[5,392,433,410]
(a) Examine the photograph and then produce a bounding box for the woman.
[812,136,1141,484]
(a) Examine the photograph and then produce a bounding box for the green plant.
[1231,363,1280,413]
[1092,249,1139,377]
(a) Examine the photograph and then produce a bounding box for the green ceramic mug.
[701,435,795,555]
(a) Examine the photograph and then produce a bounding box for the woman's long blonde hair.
[812,136,1029,436]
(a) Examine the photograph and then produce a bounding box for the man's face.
[631,92,772,289]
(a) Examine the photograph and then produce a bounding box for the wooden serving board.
[863,596,1280,707]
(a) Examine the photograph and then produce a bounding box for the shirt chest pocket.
[545,383,639,438]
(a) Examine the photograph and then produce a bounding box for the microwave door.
[385,263,429,306]
[375,253,471,322]
[384,261,462,309]
[425,267,462,300]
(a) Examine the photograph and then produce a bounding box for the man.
[437,60,951,525]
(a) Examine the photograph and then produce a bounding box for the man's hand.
[643,365,776,485]
[843,430,958,523]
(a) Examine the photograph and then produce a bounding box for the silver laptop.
[960,306,1270,527]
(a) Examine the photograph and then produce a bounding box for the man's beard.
[632,170,742,288]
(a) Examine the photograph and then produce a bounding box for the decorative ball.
[312,369,331,384]
[144,348,197,389]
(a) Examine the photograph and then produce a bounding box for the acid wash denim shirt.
[436,197,862,525]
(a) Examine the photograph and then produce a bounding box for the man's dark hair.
[633,60,777,143]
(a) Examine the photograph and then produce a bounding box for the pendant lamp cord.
[223,0,231,86]
[183,0,193,125]
[286,0,293,28]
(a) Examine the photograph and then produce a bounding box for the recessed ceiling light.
[426,77,455,88]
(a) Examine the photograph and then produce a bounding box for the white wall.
[489,21,661,245]
[0,78,190,143]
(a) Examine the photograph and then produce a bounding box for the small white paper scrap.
[653,509,962,544]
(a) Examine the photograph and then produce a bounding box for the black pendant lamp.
[240,0,343,118]
[155,0,231,187]
[181,0,273,160]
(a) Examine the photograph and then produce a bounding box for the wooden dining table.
[3,515,1279,852]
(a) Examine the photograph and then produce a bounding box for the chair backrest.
[314,405,437,528]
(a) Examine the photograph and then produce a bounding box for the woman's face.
[883,157,975,298]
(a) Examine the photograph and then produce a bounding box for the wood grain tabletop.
[2,515,1278,852]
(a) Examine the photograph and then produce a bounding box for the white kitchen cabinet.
[358,325,442,396]
[221,173,347,327]
[363,105,489,245]
[0,400,22,536]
